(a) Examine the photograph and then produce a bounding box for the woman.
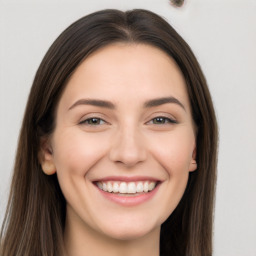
[0,9,218,256]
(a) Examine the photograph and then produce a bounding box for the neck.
[63,209,160,256]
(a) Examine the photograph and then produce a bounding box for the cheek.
[51,130,110,216]
[149,130,195,175]
[52,130,108,176]
[148,133,193,222]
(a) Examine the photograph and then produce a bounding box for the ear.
[38,137,56,175]
[189,145,197,172]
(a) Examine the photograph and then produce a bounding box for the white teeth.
[119,182,127,193]
[148,182,155,191]
[127,182,136,194]
[102,182,107,192]
[143,182,149,192]
[136,182,144,192]
[107,182,113,193]
[112,182,119,193]
[96,181,157,194]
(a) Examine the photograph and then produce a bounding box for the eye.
[79,117,106,126]
[149,116,177,125]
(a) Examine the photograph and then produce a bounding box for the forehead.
[59,43,191,111]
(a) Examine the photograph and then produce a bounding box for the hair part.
[1,9,218,256]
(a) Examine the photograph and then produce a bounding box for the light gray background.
[0,0,255,255]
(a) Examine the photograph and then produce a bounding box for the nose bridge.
[109,121,147,167]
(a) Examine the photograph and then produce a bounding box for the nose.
[109,126,147,167]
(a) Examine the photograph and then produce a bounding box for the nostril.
[110,152,146,167]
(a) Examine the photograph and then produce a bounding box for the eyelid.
[78,112,178,127]
[79,117,106,125]
[147,117,177,125]
[145,112,178,125]
[78,113,109,126]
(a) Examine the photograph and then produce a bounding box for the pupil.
[154,117,164,124]
[90,118,99,124]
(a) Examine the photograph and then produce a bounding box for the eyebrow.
[68,96,185,111]
[69,99,115,110]
[144,97,186,111]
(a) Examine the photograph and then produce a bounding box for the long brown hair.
[0,9,218,256]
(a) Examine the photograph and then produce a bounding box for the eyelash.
[79,116,177,126]
[79,118,106,126]
[148,116,177,125]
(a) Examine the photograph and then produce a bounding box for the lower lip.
[94,184,160,206]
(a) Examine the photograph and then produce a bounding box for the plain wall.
[0,0,255,255]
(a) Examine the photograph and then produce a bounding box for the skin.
[40,43,197,256]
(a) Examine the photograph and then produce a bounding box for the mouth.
[95,180,158,195]
[92,177,161,206]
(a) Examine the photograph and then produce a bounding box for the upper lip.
[92,176,162,182]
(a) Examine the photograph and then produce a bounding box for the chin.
[98,218,160,241]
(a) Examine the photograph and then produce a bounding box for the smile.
[96,181,157,194]
[93,177,161,206]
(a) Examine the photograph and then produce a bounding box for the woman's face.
[42,43,197,240]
